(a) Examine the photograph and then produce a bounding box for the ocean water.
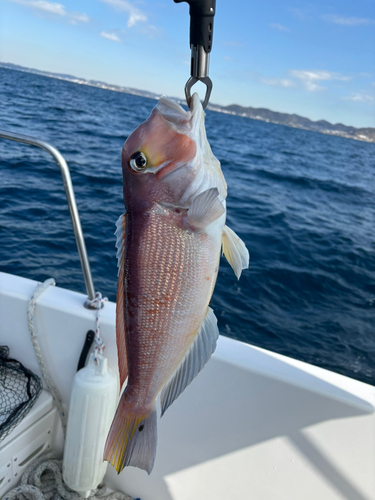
[1,67,375,385]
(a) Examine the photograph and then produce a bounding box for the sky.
[0,0,374,128]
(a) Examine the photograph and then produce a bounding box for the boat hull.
[1,271,374,500]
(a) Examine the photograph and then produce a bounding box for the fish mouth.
[189,93,202,115]
[155,161,186,181]
[155,93,202,136]
[140,94,202,180]
[147,159,185,181]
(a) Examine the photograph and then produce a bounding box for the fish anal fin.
[160,307,219,416]
[187,188,225,232]
[221,225,249,279]
[115,213,128,389]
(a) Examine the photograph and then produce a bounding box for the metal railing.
[0,129,96,305]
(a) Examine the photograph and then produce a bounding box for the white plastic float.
[63,354,118,498]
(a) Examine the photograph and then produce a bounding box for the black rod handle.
[77,330,95,371]
[174,0,216,53]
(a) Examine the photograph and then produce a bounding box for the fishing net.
[0,346,42,444]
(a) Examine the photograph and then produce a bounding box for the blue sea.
[1,67,375,385]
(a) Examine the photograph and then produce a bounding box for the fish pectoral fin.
[187,188,225,232]
[221,225,249,280]
[115,213,128,389]
[160,307,219,416]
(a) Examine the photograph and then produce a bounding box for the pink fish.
[104,94,248,474]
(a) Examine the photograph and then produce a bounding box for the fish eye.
[129,151,148,172]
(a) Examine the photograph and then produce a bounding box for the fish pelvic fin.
[160,307,219,416]
[115,213,128,389]
[221,225,249,279]
[104,393,157,475]
[187,188,225,232]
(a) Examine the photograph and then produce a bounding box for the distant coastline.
[1,62,374,144]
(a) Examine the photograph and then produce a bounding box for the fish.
[103,93,249,474]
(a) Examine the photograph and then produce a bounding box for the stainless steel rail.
[0,129,97,304]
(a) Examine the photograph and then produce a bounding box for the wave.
[1,67,375,386]
[251,167,372,199]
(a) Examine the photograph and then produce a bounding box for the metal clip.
[185,76,212,109]
[185,43,213,109]
[175,0,216,109]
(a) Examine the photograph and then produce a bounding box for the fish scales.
[104,94,249,474]
[125,209,217,403]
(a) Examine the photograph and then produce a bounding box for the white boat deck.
[1,271,374,500]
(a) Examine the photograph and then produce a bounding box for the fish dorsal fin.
[160,307,219,416]
[188,188,225,232]
[115,213,128,389]
[221,225,249,279]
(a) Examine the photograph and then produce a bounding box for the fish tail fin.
[104,394,157,475]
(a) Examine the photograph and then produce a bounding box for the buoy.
[63,354,118,498]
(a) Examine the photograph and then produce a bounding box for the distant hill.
[1,62,374,144]
[210,103,375,143]
[0,62,159,100]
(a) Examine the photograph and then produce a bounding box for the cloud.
[289,7,310,21]
[223,40,242,47]
[343,93,374,102]
[27,0,65,15]
[270,23,290,32]
[100,31,121,42]
[70,12,89,24]
[256,70,352,92]
[138,24,162,39]
[322,14,375,26]
[8,0,89,23]
[290,70,351,91]
[261,77,295,88]
[100,0,147,27]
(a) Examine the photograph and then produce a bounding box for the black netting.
[0,345,42,443]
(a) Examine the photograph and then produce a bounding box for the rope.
[3,453,133,500]
[85,292,108,362]
[24,283,131,499]
[27,282,108,434]
[27,279,68,437]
